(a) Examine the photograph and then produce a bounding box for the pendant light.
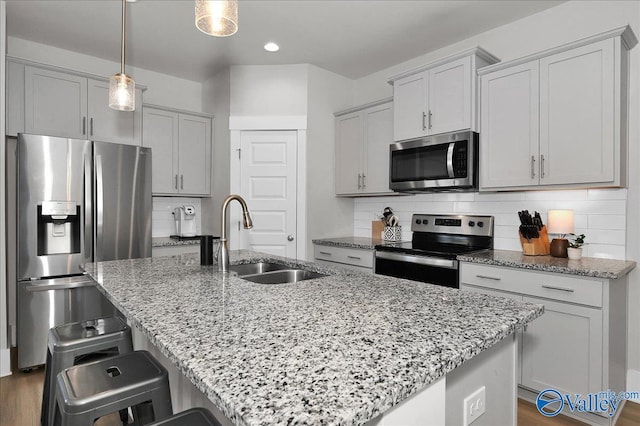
[195,0,238,37]
[109,0,135,111]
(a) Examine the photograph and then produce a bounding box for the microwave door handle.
[446,142,455,178]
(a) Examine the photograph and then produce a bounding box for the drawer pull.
[542,285,574,293]
[347,255,362,260]
[476,274,501,281]
[319,251,332,256]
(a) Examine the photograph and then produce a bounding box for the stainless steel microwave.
[389,130,478,192]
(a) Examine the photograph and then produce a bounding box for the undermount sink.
[229,262,328,284]
[241,269,328,284]
[228,262,289,276]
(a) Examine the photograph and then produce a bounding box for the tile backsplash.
[152,197,202,237]
[354,188,627,260]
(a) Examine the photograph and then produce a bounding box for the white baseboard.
[628,369,640,402]
[0,348,11,377]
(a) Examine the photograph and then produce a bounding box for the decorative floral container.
[383,226,402,242]
[567,247,583,260]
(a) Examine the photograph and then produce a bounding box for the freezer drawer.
[17,275,115,370]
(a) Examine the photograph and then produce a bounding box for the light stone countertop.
[84,250,543,426]
[312,236,407,250]
[152,237,201,247]
[458,249,636,279]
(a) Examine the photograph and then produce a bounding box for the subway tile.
[475,192,526,202]
[588,215,626,230]
[493,237,523,252]
[524,190,588,201]
[587,188,627,200]
[581,229,625,246]
[584,244,625,260]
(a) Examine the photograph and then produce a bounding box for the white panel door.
[521,296,603,396]
[539,39,615,185]
[87,79,142,146]
[239,131,297,258]
[335,111,363,195]
[24,66,87,139]
[429,56,471,135]
[480,60,540,189]
[393,72,428,141]
[142,107,179,194]
[178,114,211,195]
[363,101,393,194]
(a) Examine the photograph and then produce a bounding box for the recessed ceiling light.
[264,42,280,52]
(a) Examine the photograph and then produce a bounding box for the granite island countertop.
[84,250,543,426]
[458,249,636,279]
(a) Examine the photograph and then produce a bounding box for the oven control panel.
[411,214,494,236]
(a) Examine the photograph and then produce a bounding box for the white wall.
[202,68,231,236]
[351,0,640,392]
[7,37,203,112]
[306,65,355,257]
[230,64,308,117]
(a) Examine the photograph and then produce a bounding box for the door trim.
[229,121,307,261]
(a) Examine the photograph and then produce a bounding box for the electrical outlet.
[463,386,486,425]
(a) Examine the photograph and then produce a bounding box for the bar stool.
[41,316,133,426]
[53,350,172,425]
[148,408,221,426]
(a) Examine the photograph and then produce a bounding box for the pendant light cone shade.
[195,0,238,37]
[109,0,135,111]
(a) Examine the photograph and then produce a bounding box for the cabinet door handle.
[476,274,501,281]
[422,112,427,131]
[90,117,94,136]
[357,173,362,189]
[541,284,574,293]
[540,155,545,179]
[347,255,361,260]
[180,174,184,189]
[531,155,536,179]
[82,117,86,135]
[428,110,433,129]
[174,175,178,189]
[362,173,366,188]
[319,251,332,256]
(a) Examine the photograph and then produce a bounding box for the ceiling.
[6,0,565,82]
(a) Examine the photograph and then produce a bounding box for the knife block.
[519,225,551,256]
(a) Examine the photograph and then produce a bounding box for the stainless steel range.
[374,214,494,288]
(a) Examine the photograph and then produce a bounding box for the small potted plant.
[567,233,586,260]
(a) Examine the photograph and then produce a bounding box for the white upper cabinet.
[389,48,499,142]
[335,99,394,196]
[11,60,143,145]
[479,26,636,191]
[142,105,212,197]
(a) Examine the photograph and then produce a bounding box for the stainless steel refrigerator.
[14,133,152,369]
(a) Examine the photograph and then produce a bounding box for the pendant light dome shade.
[195,0,238,37]
[109,73,135,111]
[109,0,135,111]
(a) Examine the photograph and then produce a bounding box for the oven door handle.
[375,251,458,269]
[446,142,455,178]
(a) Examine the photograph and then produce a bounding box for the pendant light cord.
[120,0,126,75]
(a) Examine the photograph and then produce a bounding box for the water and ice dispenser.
[37,201,81,255]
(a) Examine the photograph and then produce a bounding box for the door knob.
[287,235,295,241]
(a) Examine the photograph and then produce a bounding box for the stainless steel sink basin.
[241,269,328,284]
[229,262,289,276]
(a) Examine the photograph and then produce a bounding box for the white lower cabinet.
[313,244,374,273]
[460,262,627,424]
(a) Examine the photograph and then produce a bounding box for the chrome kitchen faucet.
[218,195,253,272]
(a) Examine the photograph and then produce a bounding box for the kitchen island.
[84,250,543,425]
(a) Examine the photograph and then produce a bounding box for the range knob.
[416,219,422,224]
[468,221,475,227]
[477,221,484,228]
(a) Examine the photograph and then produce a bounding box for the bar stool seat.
[148,408,221,426]
[42,316,133,426]
[54,350,172,425]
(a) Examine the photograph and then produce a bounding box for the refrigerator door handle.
[95,155,104,260]
[84,153,93,265]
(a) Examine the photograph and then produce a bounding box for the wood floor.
[1,364,639,425]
